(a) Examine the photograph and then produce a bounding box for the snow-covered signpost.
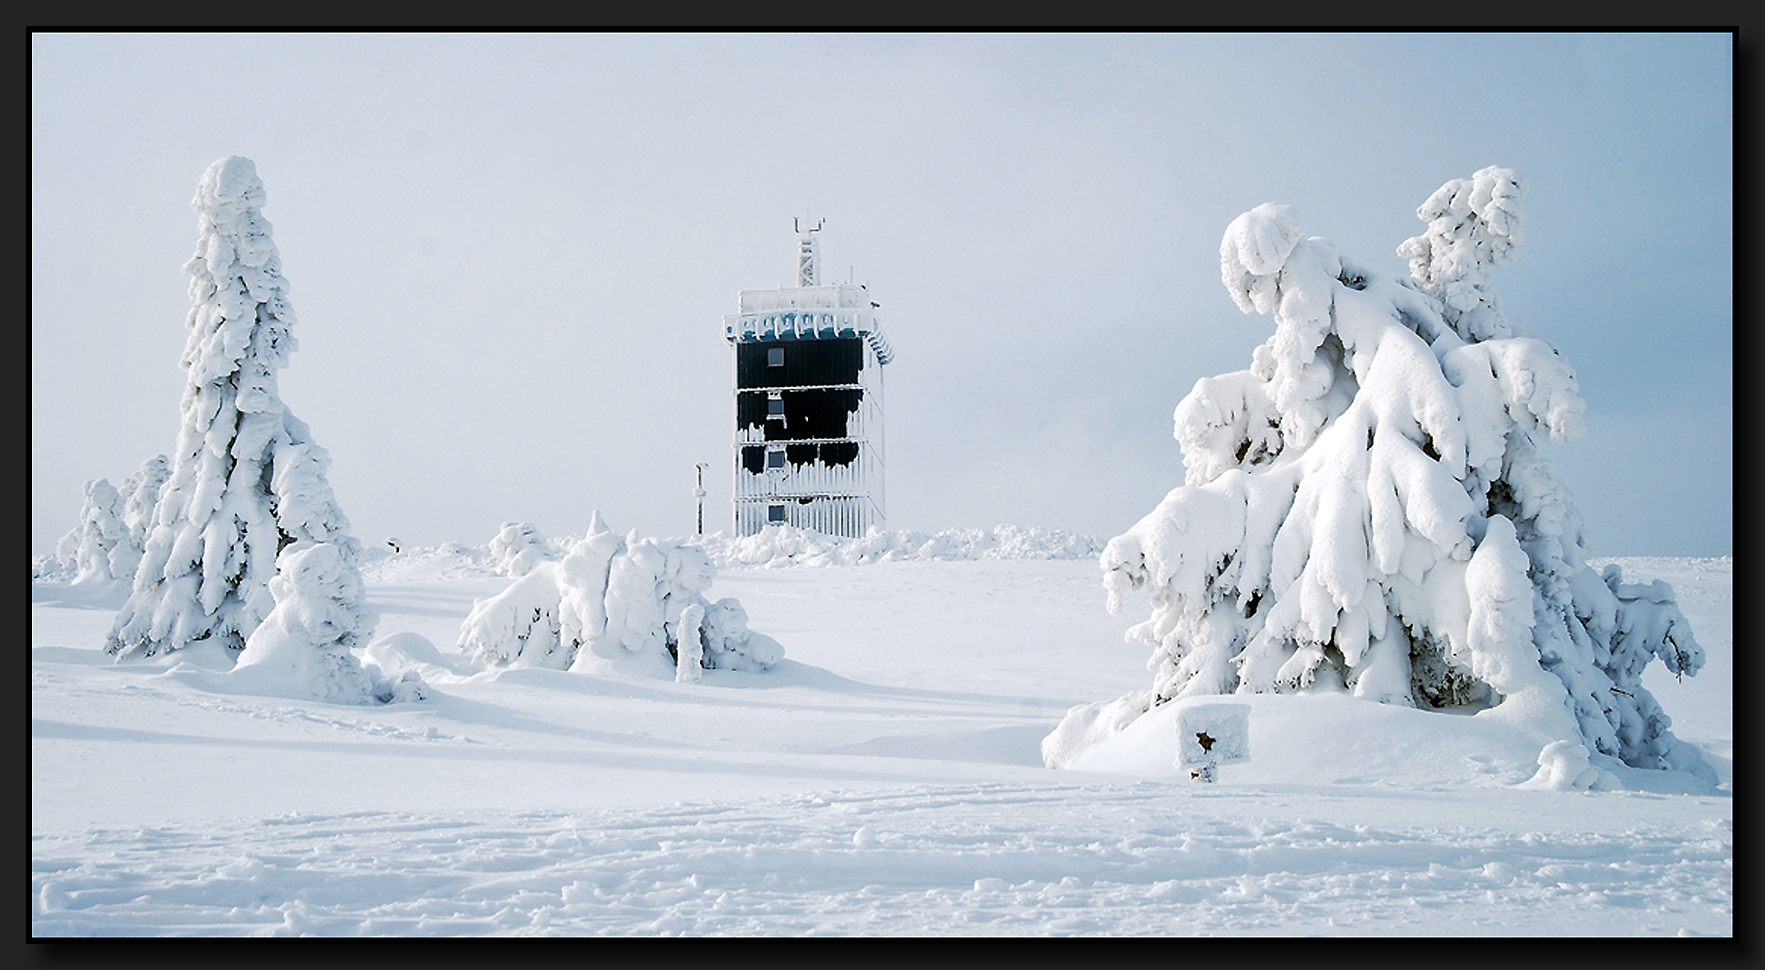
[1045,166,1715,792]
[1175,704,1250,783]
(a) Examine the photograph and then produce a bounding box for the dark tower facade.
[724,223,892,537]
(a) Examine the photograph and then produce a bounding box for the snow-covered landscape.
[30,542,1732,936]
[32,35,1731,940]
[33,153,1734,940]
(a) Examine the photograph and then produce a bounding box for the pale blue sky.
[32,33,1733,557]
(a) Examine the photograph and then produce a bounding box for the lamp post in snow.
[695,463,708,536]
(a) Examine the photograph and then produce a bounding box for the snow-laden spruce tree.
[489,521,553,578]
[459,511,783,678]
[106,157,368,662]
[1044,167,1712,789]
[57,479,131,586]
[55,455,171,588]
[119,455,171,564]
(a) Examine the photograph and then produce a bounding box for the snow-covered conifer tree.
[459,513,783,676]
[117,455,171,574]
[58,479,130,585]
[106,157,366,661]
[55,455,171,589]
[490,521,553,578]
[1046,167,1712,788]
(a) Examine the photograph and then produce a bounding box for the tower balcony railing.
[724,293,892,364]
[737,284,873,313]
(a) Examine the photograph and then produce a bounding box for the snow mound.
[1054,693,1715,795]
[701,524,1104,568]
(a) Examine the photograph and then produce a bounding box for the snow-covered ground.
[31,548,1731,937]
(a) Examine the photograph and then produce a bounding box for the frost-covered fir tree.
[489,521,553,578]
[118,455,171,570]
[1044,167,1712,789]
[106,157,367,661]
[57,479,131,586]
[55,455,170,588]
[459,511,783,677]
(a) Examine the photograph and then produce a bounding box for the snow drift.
[1048,167,1714,792]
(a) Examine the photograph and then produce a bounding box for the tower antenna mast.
[794,216,824,287]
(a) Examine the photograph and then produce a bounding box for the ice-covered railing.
[738,284,874,313]
[726,285,893,364]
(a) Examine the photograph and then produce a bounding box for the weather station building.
[725,221,893,538]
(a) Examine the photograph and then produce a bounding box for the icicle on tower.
[725,219,893,537]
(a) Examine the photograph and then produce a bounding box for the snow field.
[31,556,1731,936]
[32,785,1732,937]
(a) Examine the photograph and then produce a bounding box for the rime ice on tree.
[458,512,783,679]
[489,521,554,578]
[56,455,170,589]
[106,157,369,663]
[1045,167,1713,790]
[232,541,378,705]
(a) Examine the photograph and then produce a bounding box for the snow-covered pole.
[694,462,708,536]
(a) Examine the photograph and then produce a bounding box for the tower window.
[768,504,787,523]
[766,448,786,468]
[767,347,785,367]
[767,394,785,418]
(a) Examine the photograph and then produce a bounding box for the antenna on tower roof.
[795,216,824,287]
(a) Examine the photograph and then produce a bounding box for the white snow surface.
[32,553,1730,937]
[702,523,1105,568]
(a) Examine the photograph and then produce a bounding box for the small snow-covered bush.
[1047,167,1713,789]
[489,521,554,578]
[232,542,378,705]
[458,563,566,668]
[459,512,783,678]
